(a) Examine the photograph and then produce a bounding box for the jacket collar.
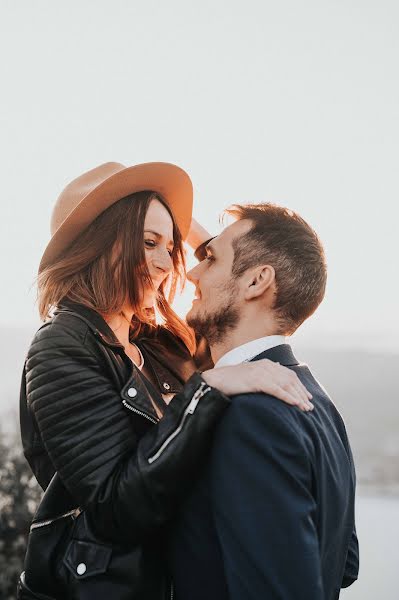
[249,343,300,367]
[55,299,186,396]
[55,299,123,349]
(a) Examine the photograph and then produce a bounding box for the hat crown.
[51,162,126,235]
[40,161,192,273]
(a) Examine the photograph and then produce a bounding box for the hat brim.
[39,162,193,272]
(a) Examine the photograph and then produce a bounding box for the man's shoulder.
[218,373,340,455]
[293,363,348,427]
[208,391,312,483]
[219,390,307,446]
[229,390,284,412]
[230,389,304,421]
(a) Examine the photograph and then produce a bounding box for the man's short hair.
[226,203,327,334]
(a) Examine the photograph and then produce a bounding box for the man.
[170,203,359,599]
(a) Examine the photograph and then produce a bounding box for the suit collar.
[249,343,299,367]
[214,335,286,369]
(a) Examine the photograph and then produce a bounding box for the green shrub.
[0,432,42,600]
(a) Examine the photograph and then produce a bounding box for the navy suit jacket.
[170,344,359,600]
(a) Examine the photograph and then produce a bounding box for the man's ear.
[244,265,276,300]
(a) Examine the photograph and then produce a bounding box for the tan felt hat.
[39,161,193,273]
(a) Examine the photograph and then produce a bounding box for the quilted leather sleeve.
[26,320,134,505]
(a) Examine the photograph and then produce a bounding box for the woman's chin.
[142,295,156,309]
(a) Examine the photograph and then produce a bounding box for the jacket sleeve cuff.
[136,371,230,506]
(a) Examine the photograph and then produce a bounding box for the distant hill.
[1,327,398,490]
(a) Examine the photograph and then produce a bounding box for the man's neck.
[209,315,282,365]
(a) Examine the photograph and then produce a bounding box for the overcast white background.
[1,1,398,352]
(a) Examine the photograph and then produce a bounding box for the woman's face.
[142,198,174,308]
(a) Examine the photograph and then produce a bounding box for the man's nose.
[187,264,199,284]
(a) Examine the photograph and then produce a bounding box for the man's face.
[186,219,252,345]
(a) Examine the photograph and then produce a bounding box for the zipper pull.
[186,382,211,414]
[147,381,212,464]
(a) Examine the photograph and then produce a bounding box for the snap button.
[163,382,171,390]
[76,563,86,576]
[127,387,137,398]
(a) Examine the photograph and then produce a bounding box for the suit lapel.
[249,344,299,367]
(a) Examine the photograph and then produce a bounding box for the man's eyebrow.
[144,230,174,246]
[205,241,217,255]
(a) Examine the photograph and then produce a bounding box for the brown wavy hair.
[38,191,195,353]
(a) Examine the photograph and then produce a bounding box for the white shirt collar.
[214,335,286,369]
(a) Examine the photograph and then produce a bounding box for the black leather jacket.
[19,301,229,599]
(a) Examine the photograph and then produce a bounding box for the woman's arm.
[26,317,312,546]
[185,217,213,251]
[203,361,313,410]
[25,320,229,545]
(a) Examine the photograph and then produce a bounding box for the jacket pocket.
[63,540,112,580]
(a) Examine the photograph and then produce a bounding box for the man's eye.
[205,255,215,262]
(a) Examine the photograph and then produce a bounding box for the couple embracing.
[19,161,358,599]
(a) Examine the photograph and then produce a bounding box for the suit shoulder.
[223,392,307,445]
[211,392,312,478]
[230,391,302,421]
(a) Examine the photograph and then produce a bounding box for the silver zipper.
[170,582,174,600]
[122,399,159,424]
[148,382,211,464]
[30,507,82,532]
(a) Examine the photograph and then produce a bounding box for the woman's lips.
[150,278,164,288]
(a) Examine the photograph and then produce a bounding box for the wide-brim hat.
[39,161,193,273]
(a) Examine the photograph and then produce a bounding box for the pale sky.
[1,1,398,351]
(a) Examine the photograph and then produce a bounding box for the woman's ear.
[244,265,276,300]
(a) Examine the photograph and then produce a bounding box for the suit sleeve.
[210,395,324,600]
[341,526,359,587]
[335,416,359,588]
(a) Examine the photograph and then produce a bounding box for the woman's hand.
[186,218,212,250]
[202,360,314,411]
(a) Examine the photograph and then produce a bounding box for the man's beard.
[187,296,240,346]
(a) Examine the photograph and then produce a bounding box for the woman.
[18,162,312,600]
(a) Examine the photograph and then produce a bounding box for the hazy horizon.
[3,321,398,355]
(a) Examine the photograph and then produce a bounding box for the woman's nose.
[153,249,173,274]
